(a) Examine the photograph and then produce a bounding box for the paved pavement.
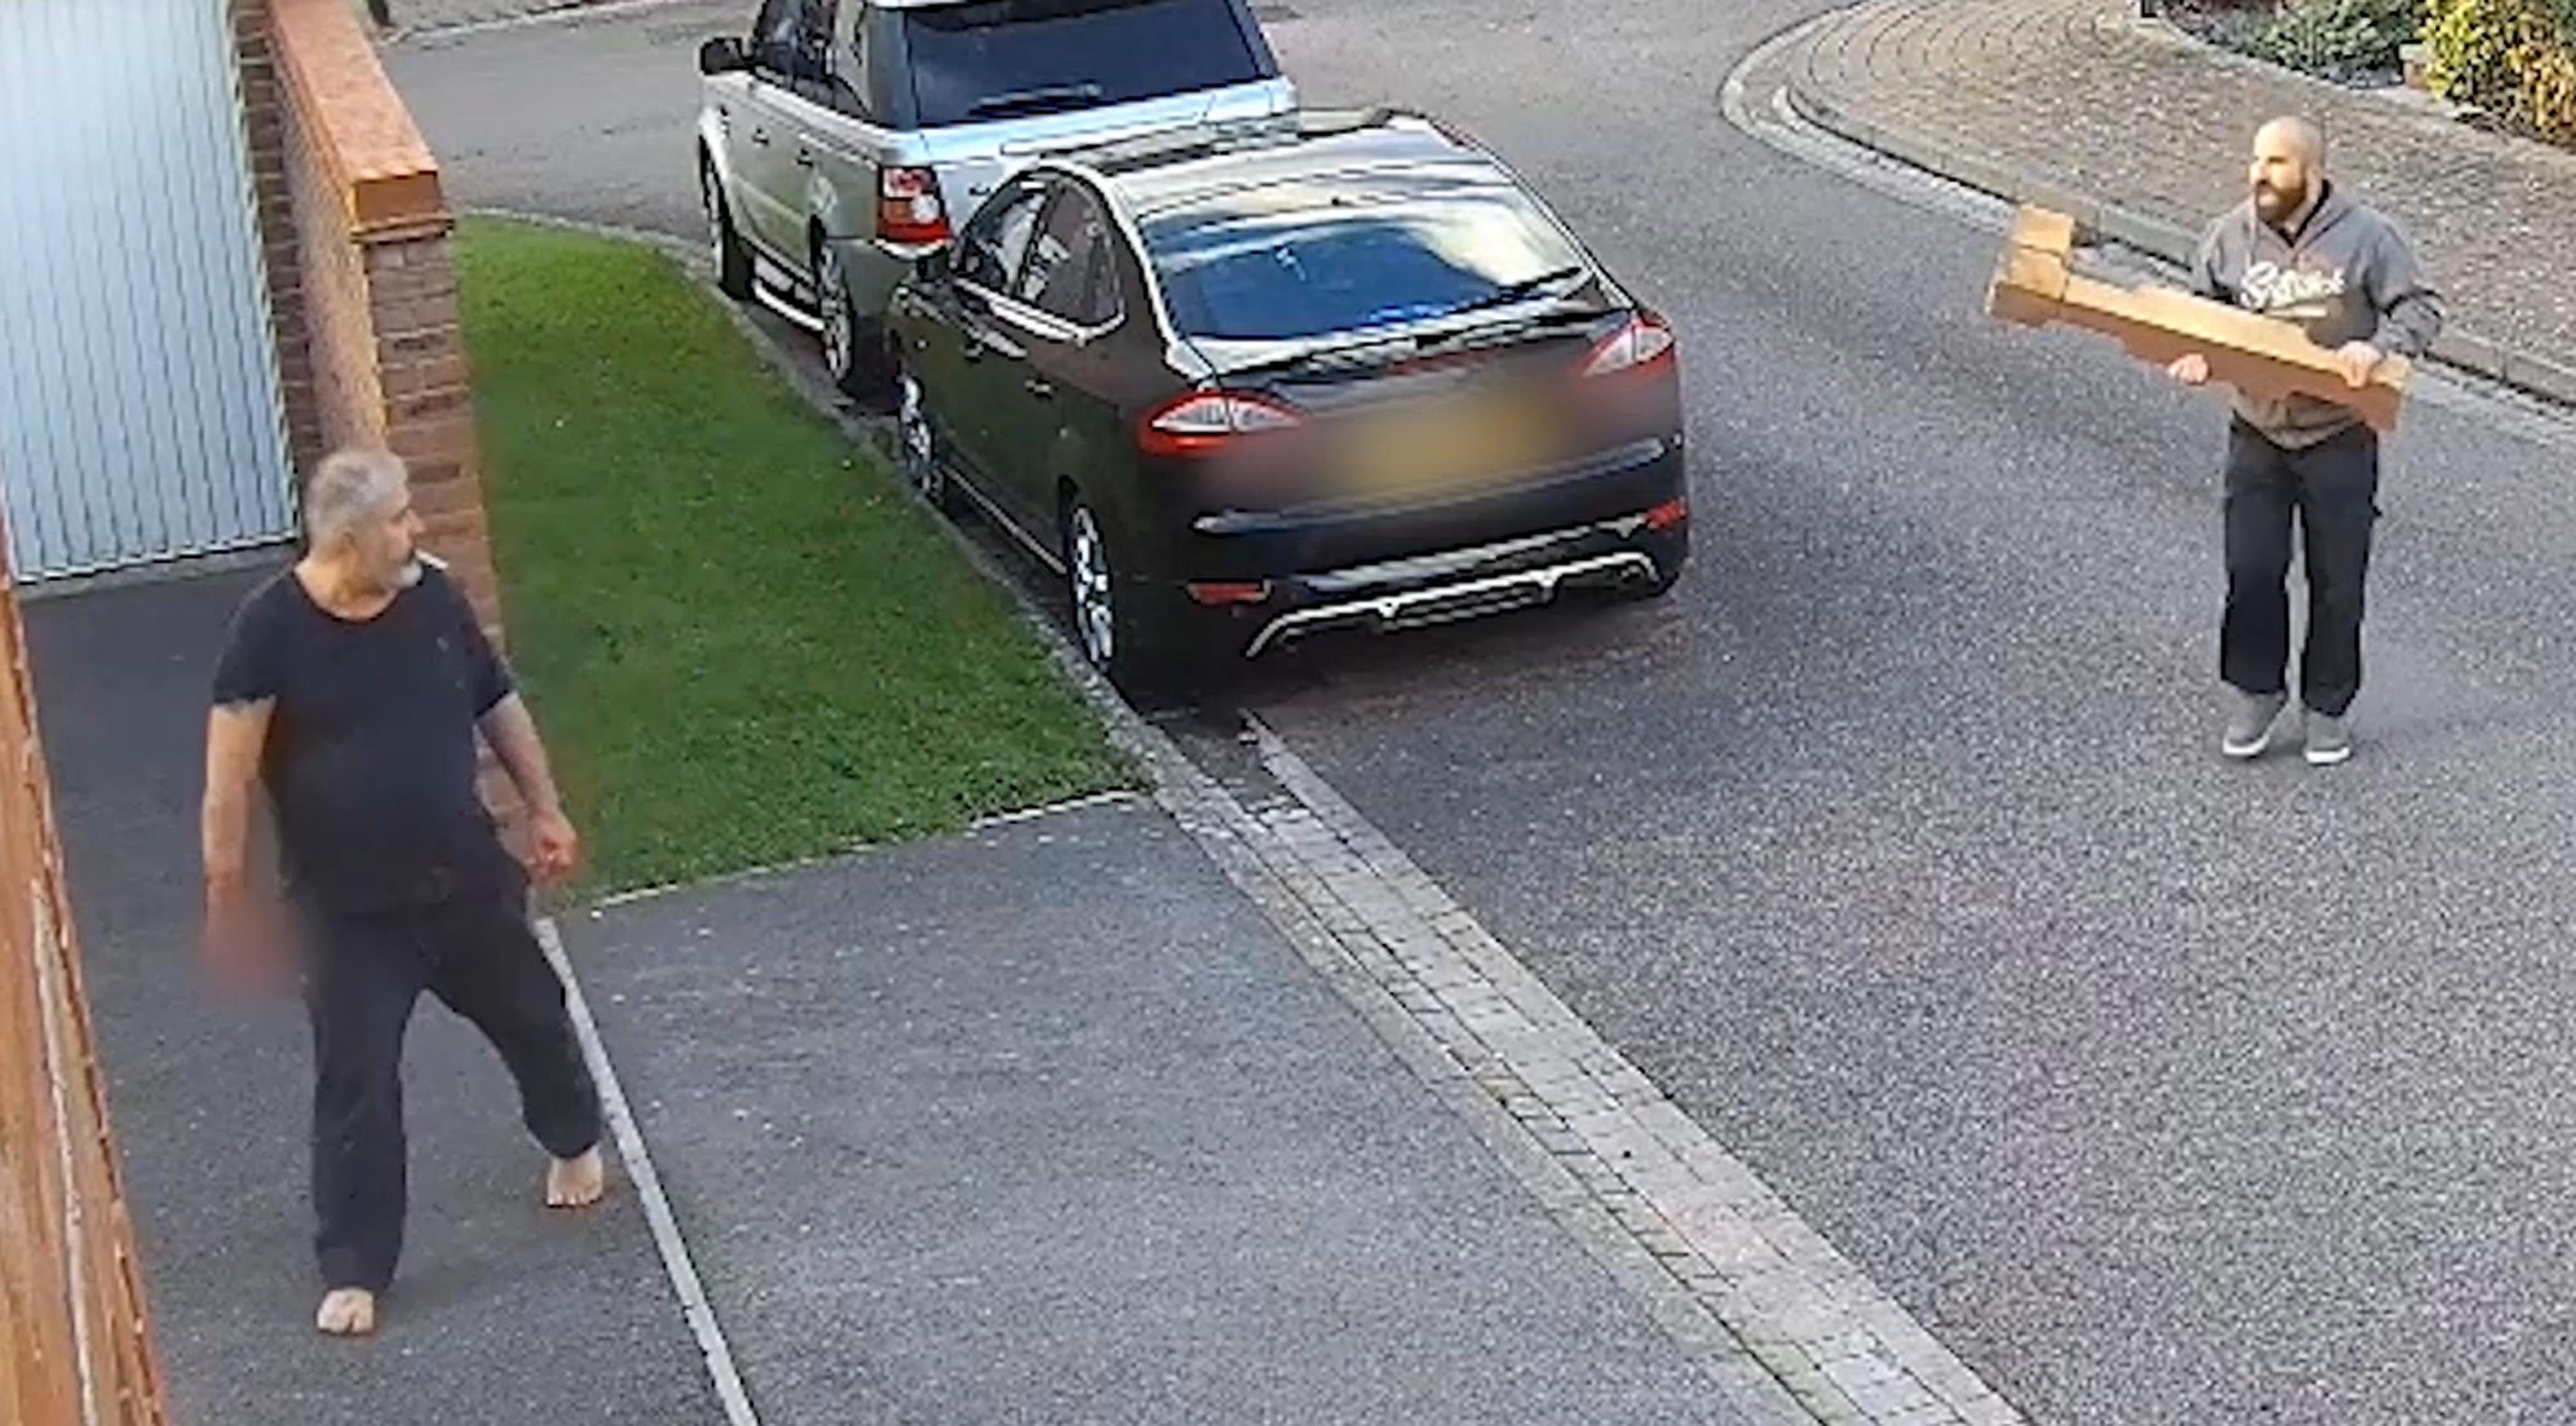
[385,3,2576,1424]
[23,569,717,1425]
[1785,0,2576,403]
[565,797,1755,1425]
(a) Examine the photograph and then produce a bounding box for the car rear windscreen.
[904,0,1265,129]
[1143,175,1593,343]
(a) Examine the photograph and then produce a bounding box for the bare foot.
[545,1146,606,1209]
[316,1288,377,1336]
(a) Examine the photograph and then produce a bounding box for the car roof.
[1056,109,1511,221]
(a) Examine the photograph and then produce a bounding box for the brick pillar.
[365,231,500,626]
[232,0,323,477]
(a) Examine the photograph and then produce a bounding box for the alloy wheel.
[1068,504,1115,670]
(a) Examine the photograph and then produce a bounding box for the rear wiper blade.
[1435,265,1589,319]
[1220,303,1608,381]
[1221,334,1423,379]
[968,83,1106,119]
[1414,305,1611,356]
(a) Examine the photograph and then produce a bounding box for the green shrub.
[2243,0,2423,77]
[2423,0,2576,145]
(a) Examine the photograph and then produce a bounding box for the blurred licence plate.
[1345,394,1556,493]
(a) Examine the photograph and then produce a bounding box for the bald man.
[2168,115,2442,766]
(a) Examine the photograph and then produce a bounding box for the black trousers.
[300,875,601,1293]
[2221,419,2382,718]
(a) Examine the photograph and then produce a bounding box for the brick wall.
[0,522,169,1426]
[371,238,504,627]
[279,83,386,467]
[233,0,324,473]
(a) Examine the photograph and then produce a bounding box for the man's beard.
[2254,178,2306,225]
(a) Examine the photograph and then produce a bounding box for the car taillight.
[1186,580,1273,607]
[1581,313,1678,379]
[1139,392,1304,458]
[878,166,950,246]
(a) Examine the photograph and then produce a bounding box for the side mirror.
[699,37,749,75]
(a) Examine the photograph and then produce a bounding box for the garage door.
[0,0,298,583]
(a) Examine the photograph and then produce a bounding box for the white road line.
[965,788,1146,830]
[535,916,761,1426]
[582,790,1146,911]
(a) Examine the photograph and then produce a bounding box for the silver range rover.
[696,0,1297,397]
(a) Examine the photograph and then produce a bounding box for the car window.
[954,184,1049,294]
[789,0,836,88]
[1016,188,1121,328]
[821,0,875,120]
[750,0,800,77]
[1142,173,1593,341]
[901,0,1264,130]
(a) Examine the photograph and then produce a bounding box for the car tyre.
[893,365,952,512]
[702,160,752,301]
[816,241,891,400]
[1063,494,1178,696]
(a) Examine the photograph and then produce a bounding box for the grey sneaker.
[2303,710,2353,766]
[2221,688,2287,759]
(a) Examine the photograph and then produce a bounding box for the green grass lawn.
[454,216,1135,895]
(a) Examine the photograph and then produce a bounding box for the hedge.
[2422,0,2576,146]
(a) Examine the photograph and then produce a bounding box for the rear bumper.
[1135,429,1689,659]
[1242,528,1676,657]
[1160,502,1688,661]
[1175,433,1684,578]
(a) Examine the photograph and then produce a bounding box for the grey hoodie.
[2189,181,2445,448]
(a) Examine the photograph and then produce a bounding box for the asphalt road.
[390,5,2576,1423]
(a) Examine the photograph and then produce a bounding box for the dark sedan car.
[883,108,1689,690]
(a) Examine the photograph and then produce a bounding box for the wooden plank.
[1984,204,2410,432]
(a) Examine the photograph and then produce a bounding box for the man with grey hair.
[202,446,603,1338]
[2169,114,2443,765]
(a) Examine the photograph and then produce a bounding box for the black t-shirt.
[211,562,518,913]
